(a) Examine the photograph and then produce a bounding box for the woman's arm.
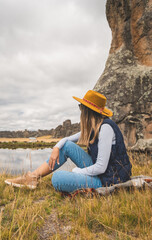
[54,132,81,149]
[72,124,114,176]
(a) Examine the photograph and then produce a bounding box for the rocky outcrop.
[130,138,152,152]
[94,0,152,149]
[51,120,80,138]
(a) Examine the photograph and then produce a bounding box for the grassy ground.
[0,136,61,149]
[0,152,152,240]
[0,141,57,149]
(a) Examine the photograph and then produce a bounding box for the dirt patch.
[37,210,72,239]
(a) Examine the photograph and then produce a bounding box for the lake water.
[0,148,75,175]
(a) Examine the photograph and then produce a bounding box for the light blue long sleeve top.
[54,124,116,176]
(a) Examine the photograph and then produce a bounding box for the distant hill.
[0,120,80,138]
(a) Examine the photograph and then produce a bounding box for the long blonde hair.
[78,104,106,146]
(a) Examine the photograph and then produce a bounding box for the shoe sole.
[4,180,37,190]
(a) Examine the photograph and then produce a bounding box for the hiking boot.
[4,171,38,189]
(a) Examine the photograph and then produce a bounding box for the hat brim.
[73,96,113,117]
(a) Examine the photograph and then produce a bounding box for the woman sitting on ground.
[5,90,132,192]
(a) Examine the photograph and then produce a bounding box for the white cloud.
[0,0,111,131]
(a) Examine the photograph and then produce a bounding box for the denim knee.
[62,140,75,157]
[63,140,73,151]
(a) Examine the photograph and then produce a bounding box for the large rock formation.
[94,0,152,151]
[51,120,80,138]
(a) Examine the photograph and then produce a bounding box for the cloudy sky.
[0,0,111,131]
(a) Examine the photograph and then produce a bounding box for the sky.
[0,0,111,131]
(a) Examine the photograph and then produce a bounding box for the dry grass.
[0,136,61,143]
[0,152,152,239]
[0,138,30,143]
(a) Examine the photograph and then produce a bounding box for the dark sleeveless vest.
[88,118,132,187]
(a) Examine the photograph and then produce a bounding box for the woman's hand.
[49,147,60,170]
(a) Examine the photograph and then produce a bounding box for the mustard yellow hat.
[73,90,113,117]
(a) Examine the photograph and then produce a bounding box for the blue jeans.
[46,141,102,193]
